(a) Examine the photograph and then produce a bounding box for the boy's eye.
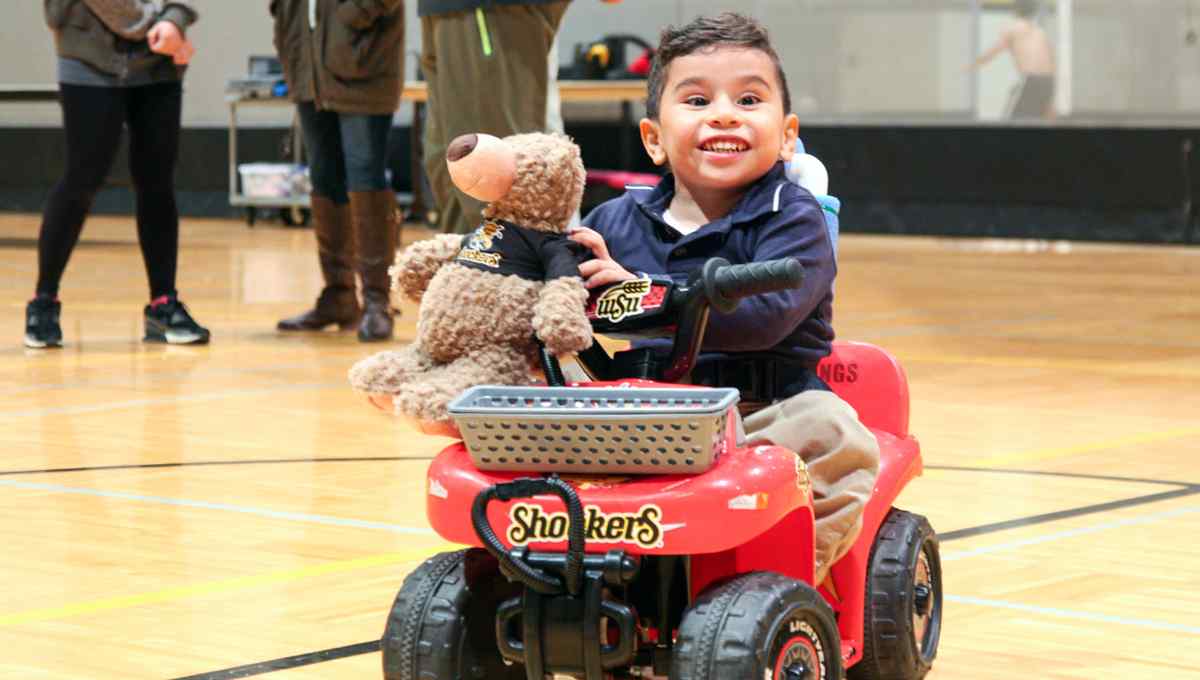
[684,95,709,107]
[738,94,762,106]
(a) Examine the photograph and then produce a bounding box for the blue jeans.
[296,103,392,203]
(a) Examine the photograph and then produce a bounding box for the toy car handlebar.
[702,257,805,314]
[565,256,806,384]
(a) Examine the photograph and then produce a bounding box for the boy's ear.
[779,113,801,162]
[639,118,668,166]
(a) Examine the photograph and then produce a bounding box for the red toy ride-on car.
[380,257,942,680]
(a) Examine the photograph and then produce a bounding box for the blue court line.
[946,595,1200,636]
[0,479,436,536]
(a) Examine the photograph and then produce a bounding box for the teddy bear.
[348,131,593,424]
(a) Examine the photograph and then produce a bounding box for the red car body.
[424,340,919,669]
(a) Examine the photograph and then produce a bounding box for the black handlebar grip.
[702,257,805,314]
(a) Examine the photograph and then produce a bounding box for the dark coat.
[270,0,405,115]
[43,0,197,81]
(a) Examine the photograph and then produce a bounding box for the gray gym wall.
[0,1,972,127]
[0,1,1195,127]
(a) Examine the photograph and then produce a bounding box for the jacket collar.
[630,162,793,238]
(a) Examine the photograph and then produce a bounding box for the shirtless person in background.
[971,0,1056,120]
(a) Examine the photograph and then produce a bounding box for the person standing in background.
[970,0,1057,120]
[417,0,571,235]
[272,0,404,342]
[28,0,206,348]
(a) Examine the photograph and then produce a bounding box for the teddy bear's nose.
[446,134,478,162]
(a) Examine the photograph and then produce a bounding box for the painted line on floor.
[0,456,435,477]
[939,488,1200,544]
[172,641,383,680]
[968,426,1200,467]
[0,382,346,420]
[0,479,437,536]
[942,504,1200,561]
[20,485,1194,673]
[926,465,1195,487]
[945,595,1200,635]
[0,546,454,627]
[0,358,351,396]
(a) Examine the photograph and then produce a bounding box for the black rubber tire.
[671,571,842,680]
[381,549,524,680]
[849,509,942,680]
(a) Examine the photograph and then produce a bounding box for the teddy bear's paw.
[393,234,465,301]
[347,346,432,394]
[533,277,593,356]
[540,318,594,356]
[347,353,393,393]
[394,383,452,423]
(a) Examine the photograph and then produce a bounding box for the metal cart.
[226,87,310,227]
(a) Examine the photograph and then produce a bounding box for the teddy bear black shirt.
[454,219,587,282]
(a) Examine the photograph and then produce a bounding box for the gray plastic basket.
[448,385,740,474]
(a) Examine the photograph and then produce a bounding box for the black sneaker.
[144,295,210,345]
[24,296,63,349]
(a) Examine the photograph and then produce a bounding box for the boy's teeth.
[704,141,745,152]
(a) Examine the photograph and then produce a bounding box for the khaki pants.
[420,2,569,234]
[743,390,881,584]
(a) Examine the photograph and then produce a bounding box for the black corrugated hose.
[471,475,586,596]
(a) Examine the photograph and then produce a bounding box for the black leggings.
[36,81,183,299]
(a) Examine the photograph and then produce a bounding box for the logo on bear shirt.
[458,220,506,268]
[467,220,504,250]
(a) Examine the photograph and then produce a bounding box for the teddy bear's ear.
[447,133,517,202]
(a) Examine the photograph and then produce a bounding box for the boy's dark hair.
[645,12,791,120]
[1015,0,1038,18]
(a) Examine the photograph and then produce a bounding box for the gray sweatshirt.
[44,0,198,84]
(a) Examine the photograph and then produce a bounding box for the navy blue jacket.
[582,162,836,368]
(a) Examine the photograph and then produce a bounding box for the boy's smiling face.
[640,45,799,198]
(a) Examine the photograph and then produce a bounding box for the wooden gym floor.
[0,213,1197,679]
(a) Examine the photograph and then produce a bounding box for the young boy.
[570,12,879,584]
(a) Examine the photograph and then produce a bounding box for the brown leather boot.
[277,195,361,331]
[350,189,399,342]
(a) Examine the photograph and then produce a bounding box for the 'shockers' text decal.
[506,503,665,549]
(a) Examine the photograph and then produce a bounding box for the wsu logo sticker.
[594,278,653,323]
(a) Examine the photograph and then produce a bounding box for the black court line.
[170,641,381,680]
[2,460,1191,489]
[0,456,434,477]
[171,473,1200,679]
[0,237,129,249]
[926,464,1197,488]
[939,485,1200,541]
